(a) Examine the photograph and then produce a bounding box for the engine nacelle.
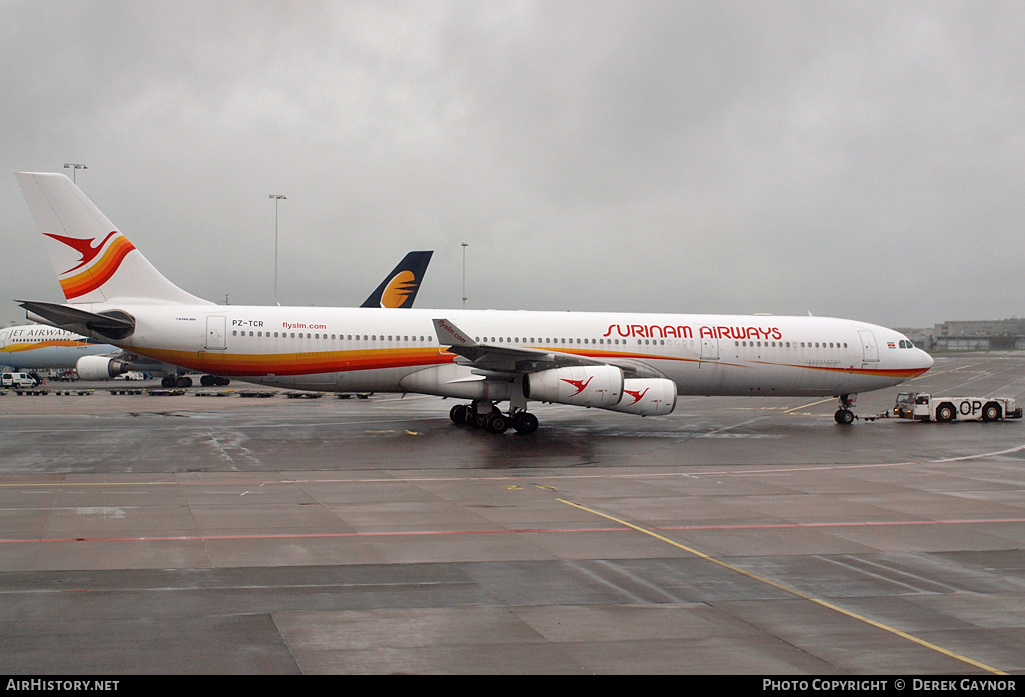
[76,355,130,381]
[523,365,623,408]
[605,378,678,416]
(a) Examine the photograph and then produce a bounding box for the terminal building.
[900,319,1025,352]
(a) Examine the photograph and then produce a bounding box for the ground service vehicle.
[894,392,1023,423]
[1,372,39,388]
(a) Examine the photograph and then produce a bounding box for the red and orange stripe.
[125,346,454,377]
[58,235,136,300]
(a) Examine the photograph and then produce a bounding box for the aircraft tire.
[835,409,855,425]
[450,404,467,424]
[513,412,539,434]
[485,413,508,434]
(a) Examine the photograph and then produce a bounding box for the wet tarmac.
[1,353,1024,674]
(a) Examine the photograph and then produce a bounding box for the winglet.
[433,318,477,348]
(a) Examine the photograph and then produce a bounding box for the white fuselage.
[79,304,932,397]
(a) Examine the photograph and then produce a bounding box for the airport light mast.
[269,194,287,305]
[461,242,468,309]
[63,163,88,184]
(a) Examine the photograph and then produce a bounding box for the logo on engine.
[623,387,649,405]
[560,376,593,396]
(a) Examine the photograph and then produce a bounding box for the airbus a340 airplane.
[15,172,932,433]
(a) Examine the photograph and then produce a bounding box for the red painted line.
[0,526,627,545]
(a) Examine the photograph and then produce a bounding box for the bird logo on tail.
[43,231,136,300]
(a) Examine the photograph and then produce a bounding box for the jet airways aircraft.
[15,172,932,433]
[0,322,203,383]
[0,325,115,372]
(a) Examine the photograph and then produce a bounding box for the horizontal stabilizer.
[19,300,135,340]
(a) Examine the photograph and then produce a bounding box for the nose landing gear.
[834,394,857,424]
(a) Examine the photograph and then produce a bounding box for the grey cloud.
[1,1,1022,330]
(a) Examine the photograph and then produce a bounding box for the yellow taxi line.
[558,497,1006,675]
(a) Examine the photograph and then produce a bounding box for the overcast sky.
[1,1,1022,329]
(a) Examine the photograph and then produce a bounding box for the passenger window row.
[474,337,630,345]
[227,332,911,351]
[733,341,850,349]
[230,331,433,342]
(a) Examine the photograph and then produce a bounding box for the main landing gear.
[160,374,230,388]
[449,402,539,434]
[161,375,190,388]
[834,394,857,425]
[199,375,231,387]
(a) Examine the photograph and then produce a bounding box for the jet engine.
[523,365,623,408]
[76,355,130,381]
[605,378,678,416]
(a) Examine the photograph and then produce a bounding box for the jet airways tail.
[16,172,210,306]
[360,251,433,308]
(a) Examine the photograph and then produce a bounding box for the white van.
[1,372,38,388]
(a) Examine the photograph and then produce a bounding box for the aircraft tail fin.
[16,172,210,306]
[360,251,433,308]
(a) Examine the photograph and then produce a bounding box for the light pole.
[461,242,468,309]
[269,194,287,305]
[63,163,88,184]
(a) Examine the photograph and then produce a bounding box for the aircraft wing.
[432,318,657,377]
